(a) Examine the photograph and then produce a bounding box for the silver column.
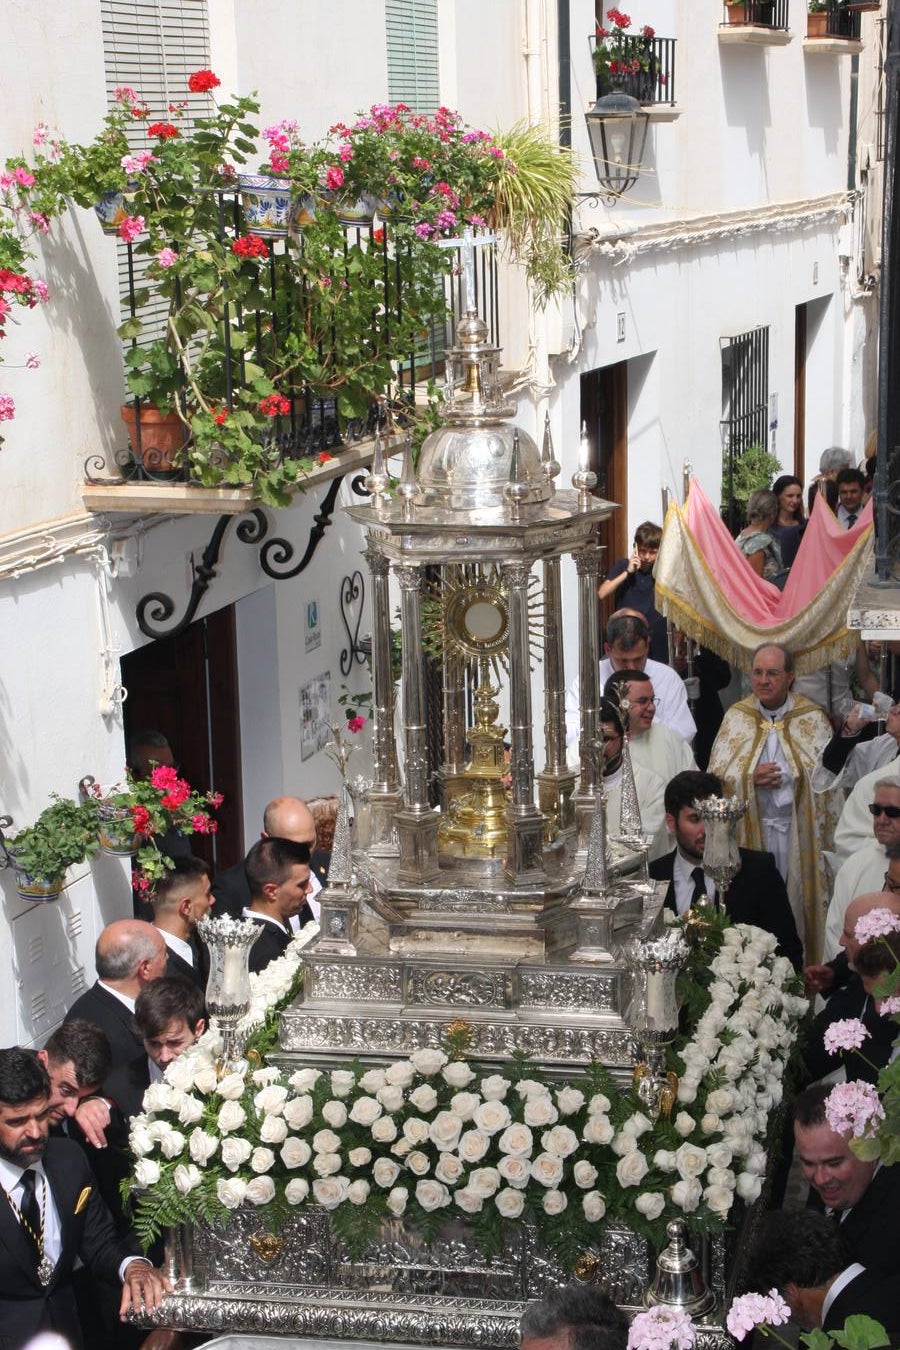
[535,555,576,837]
[364,539,402,856]
[394,563,440,881]
[572,540,602,853]
[503,560,545,883]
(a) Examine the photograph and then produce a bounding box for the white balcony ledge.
[718,24,793,45]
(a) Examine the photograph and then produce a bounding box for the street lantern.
[585,91,650,198]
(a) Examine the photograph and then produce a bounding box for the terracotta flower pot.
[725,3,748,23]
[807,11,829,36]
[120,403,185,475]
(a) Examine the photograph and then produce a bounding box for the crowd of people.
[1,447,897,1348]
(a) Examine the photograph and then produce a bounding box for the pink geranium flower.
[823,1018,870,1055]
[725,1292,791,1342]
[825,1080,885,1139]
[628,1307,696,1350]
[855,908,900,945]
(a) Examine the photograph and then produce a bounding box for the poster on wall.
[300,671,332,761]
[304,599,321,653]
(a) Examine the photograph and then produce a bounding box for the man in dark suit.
[648,770,803,968]
[149,855,213,991]
[38,1021,111,1134]
[134,976,206,1081]
[212,795,324,926]
[243,837,313,973]
[794,1082,900,1280]
[0,1047,168,1350]
[745,1208,898,1333]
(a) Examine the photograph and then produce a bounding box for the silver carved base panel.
[146,1210,738,1350]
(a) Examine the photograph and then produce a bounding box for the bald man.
[803,887,900,1085]
[212,795,327,923]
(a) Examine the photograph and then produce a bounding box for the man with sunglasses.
[834,710,900,862]
[821,777,900,959]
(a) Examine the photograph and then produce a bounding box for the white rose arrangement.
[124,916,806,1265]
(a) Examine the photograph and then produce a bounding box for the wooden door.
[580,360,629,628]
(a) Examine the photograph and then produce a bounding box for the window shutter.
[385,0,440,113]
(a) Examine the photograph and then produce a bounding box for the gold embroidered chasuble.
[708,693,840,962]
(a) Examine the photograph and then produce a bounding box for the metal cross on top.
[438,226,498,313]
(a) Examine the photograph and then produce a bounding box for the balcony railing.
[111,192,499,482]
[722,1,791,29]
[590,35,677,106]
[811,1,863,38]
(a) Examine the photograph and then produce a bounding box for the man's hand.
[752,761,783,789]
[804,963,835,997]
[626,549,640,575]
[75,1097,112,1148]
[120,1261,172,1319]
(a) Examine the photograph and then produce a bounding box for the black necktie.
[19,1170,41,1254]
[846,513,857,528]
[690,867,708,908]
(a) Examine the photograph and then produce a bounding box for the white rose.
[283,1095,314,1130]
[254,1085,289,1116]
[616,1151,649,1188]
[415,1179,450,1211]
[216,1073,246,1101]
[495,1187,525,1218]
[280,1137,312,1169]
[384,1061,415,1088]
[251,1147,275,1174]
[406,1150,430,1176]
[450,1092,480,1121]
[173,1163,202,1194]
[472,1100,511,1135]
[707,1167,735,1189]
[736,1172,763,1203]
[373,1157,401,1188]
[541,1125,579,1159]
[193,1067,219,1096]
[289,1068,322,1092]
[216,1177,247,1209]
[245,1176,276,1205]
[409,1048,447,1076]
[221,1138,253,1172]
[671,1178,702,1211]
[573,1159,598,1189]
[348,1146,372,1168]
[588,1093,612,1115]
[164,1056,196,1092]
[158,1128,186,1160]
[677,1082,697,1104]
[635,1191,665,1220]
[582,1190,607,1222]
[377,1085,404,1113]
[312,1128,341,1155]
[706,1142,734,1170]
[130,1125,155,1157]
[498,1123,534,1157]
[515,1079,547,1099]
[704,1184,734,1216]
[189,1129,218,1164]
[217,1101,246,1135]
[391,1139,411,1158]
[260,1115,289,1145]
[498,1156,531,1188]
[313,1152,342,1177]
[706,1088,735,1115]
[700,1114,721,1135]
[349,1096,382,1127]
[611,1130,638,1158]
[468,1166,500,1197]
[330,1070,356,1098]
[285,1177,309,1205]
[322,1100,349,1128]
[458,1129,491,1163]
[359,1069,387,1093]
[177,1096,204,1127]
[313,1176,350,1209]
[134,1159,161,1188]
[481,1074,511,1100]
[403,1117,430,1146]
[530,1153,565,1188]
[543,1189,568,1215]
[454,1188,483,1215]
[523,1096,558,1127]
[623,1113,654,1138]
[347,1179,370,1206]
[252,1066,281,1086]
[143,1084,174,1114]
[674,1112,696,1138]
[387,1186,409,1216]
[435,1154,465,1185]
[556,1086,585,1116]
[442,1062,475,1089]
[745,1148,768,1176]
[675,1143,707,1180]
[429,1110,463,1151]
[372,1115,398,1143]
[408,1084,438,1113]
[583,1116,614,1146]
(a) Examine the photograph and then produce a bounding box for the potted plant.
[592,10,657,95]
[83,766,222,897]
[0,795,100,900]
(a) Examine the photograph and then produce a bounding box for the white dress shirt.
[672,849,715,916]
[821,1263,865,1325]
[97,982,135,1013]
[160,930,194,968]
[565,659,696,747]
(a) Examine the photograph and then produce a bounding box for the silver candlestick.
[197,915,262,1070]
[623,928,689,1121]
[696,794,747,909]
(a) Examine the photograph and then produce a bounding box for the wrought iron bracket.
[339,570,368,676]
[0,815,14,869]
[259,476,345,580]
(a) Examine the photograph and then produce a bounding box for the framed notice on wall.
[300,671,332,761]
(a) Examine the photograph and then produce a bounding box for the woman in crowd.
[735,488,786,586]
[769,474,807,570]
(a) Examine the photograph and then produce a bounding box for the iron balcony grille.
[819,1,862,38]
[720,325,770,533]
[590,35,677,106]
[722,1,791,29]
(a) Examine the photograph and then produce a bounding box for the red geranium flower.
[317,451,332,464]
[148,122,179,140]
[130,805,151,834]
[232,234,268,259]
[259,393,291,417]
[188,69,221,94]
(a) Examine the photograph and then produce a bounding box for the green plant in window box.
[1,795,100,887]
